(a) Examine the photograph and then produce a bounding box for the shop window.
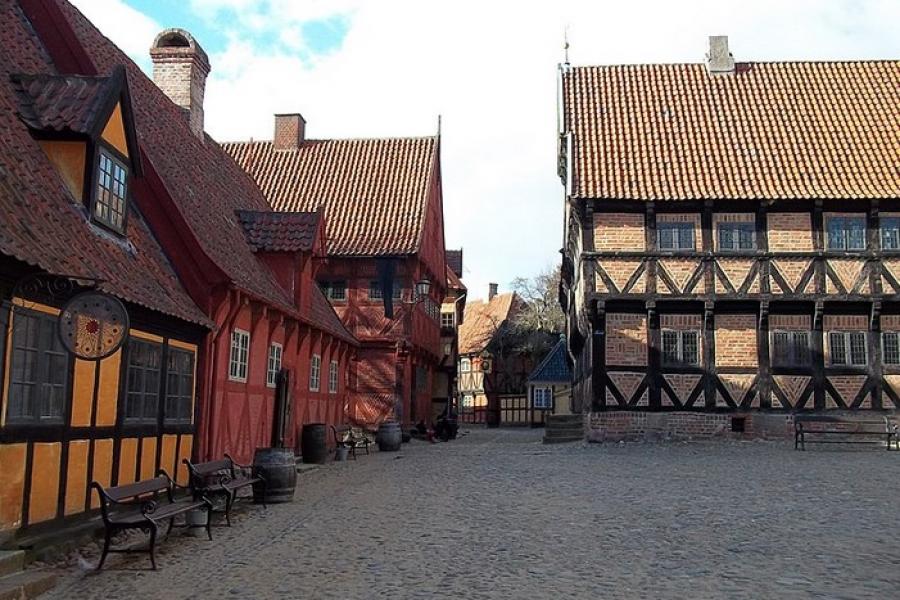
[5,309,68,424]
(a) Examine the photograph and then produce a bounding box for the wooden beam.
[591,300,605,412]
[702,301,715,409]
[646,301,661,408]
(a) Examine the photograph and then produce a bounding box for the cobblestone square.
[46,429,900,599]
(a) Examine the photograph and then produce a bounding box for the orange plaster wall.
[90,439,113,509]
[29,443,61,523]
[101,103,129,158]
[38,140,86,201]
[96,350,121,427]
[176,435,193,485]
[64,440,90,516]
[71,359,96,427]
[117,438,138,485]
[140,437,158,481]
[160,435,178,480]
[0,444,27,531]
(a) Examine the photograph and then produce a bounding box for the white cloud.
[70,0,160,71]
[76,0,900,301]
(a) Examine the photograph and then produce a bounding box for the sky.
[71,0,900,302]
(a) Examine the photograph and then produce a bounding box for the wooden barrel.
[300,423,328,464]
[376,421,402,451]
[252,447,296,504]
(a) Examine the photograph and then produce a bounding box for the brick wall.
[274,114,305,151]
[715,314,758,367]
[882,315,900,331]
[768,213,813,251]
[606,313,647,366]
[594,213,645,251]
[587,411,794,442]
[823,315,867,331]
[660,314,701,330]
[769,314,811,331]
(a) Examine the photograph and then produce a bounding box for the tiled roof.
[446,249,463,278]
[562,62,900,200]
[0,1,208,326]
[221,137,437,256]
[445,265,466,292]
[237,209,321,253]
[528,336,571,383]
[458,292,518,355]
[12,70,117,135]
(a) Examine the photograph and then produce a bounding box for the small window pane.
[124,339,162,424]
[849,332,867,366]
[677,223,695,250]
[94,150,128,232]
[829,332,846,365]
[6,310,68,424]
[884,333,900,365]
[882,218,900,250]
[661,330,679,365]
[659,226,675,250]
[681,331,699,365]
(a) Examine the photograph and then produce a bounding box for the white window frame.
[660,329,700,366]
[228,329,250,382]
[441,311,455,328]
[266,342,282,388]
[533,386,553,410]
[460,358,471,373]
[309,354,321,392]
[883,332,900,365]
[328,360,339,394]
[827,331,867,366]
[657,221,695,251]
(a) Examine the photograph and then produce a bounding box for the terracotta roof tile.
[562,61,900,200]
[236,209,321,253]
[12,71,116,134]
[445,265,465,292]
[458,293,518,355]
[221,137,437,256]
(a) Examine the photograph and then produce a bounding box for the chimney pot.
[706,35,735,74]
[488,283,498,300]
[150,28,210,139]
[274,113,306,151]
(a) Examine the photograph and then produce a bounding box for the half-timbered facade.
[223,118,448,429]
[435,251,466,423]
[559,37,900,437]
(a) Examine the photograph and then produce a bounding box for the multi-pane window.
[266,343,282,387]
[460,358,471,373]
[658,222,695,250]
[826,216,866,251]
[718,222,755,251]
[533,387,553,410]
[828,331,866,366]
[309,354,321,391]
[883,332,900,365]
[881,217,900,250]
[320,281,347,301]
[771,331,811,367]
[229,329,249,382]
[5,310,68,424]
[165,348,194,424]
[661,329,700,366]
[124,339,162,424]
[94,150,127,232]
[441,311,455,328]
[328,360,339,394]
[368,281,402,300]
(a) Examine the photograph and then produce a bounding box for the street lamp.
[414,278,431,302]
[394,278,433,425]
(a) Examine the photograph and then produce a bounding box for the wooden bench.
[794,415,899,451]
[91,471,212,571]
[183,454,265,526]
[331,424,371,459]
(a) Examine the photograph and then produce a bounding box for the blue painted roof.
[527,336,572,383]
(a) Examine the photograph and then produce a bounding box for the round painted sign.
[58,291,129,360]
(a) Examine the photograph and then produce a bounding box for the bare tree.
[510,265,564,335]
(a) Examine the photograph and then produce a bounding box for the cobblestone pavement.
[45,429,900,599]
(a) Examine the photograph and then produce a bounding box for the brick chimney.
[274,114,306,151]
[706,35,735,74]
[488,283,498,300]
[150,29,210,139]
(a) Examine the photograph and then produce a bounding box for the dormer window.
[94,149,128,233]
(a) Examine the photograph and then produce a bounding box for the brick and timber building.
[436,250,466,423]
[223,120,448,429]
[559,36,900,440]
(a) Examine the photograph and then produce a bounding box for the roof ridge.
[570,59,900,69]
[221,135,438,146]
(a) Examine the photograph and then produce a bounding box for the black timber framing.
[590,300,604,412]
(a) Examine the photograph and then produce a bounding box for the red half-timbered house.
[224,118,448,428]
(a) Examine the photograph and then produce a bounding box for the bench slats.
[103,476,169,502]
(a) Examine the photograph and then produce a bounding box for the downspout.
[202,288,243,459]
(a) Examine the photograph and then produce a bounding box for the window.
[826,216,866,250]
[658,221,695,250]
[533,387,553,410]
[124,339,162,424]
[309,354,321,391]
[883,332,900,365]
[266,343,282,387]
[94,149,127,232]
[229,329,249,382]
[368,281,402,300]
[718,222,755,251]
[460,358,471,373]
[165,348,194,424]
[328,360,339,393]
[661,329,700,366]
[461,394,474,408]
[771,331,811,367]
[5,309,69,424]
[320,281,346,301]
[882,218,900,250]
[828,331,867,366]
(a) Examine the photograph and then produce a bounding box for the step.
[544,424,584,434]
[545,415,583,425]
[0,570,57,600]
[0,553,24,579]
[543,435,582,444]
[544,429,584,439]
